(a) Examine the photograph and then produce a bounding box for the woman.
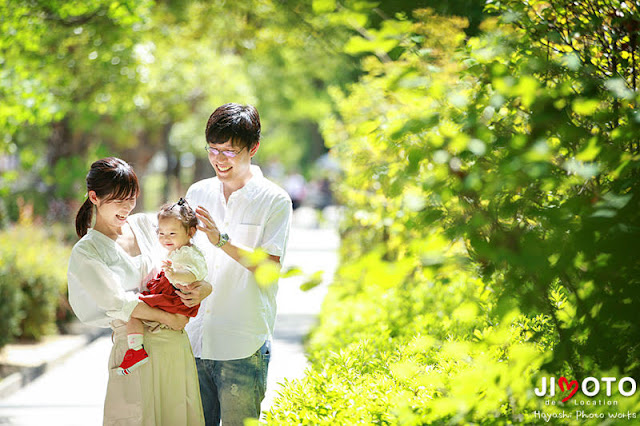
[67,157,208,426]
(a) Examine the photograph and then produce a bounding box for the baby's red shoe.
[117,347,149,376]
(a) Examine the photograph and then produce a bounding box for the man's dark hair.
[205,103,261,151]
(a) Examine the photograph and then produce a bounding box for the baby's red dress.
[139,271,200,317]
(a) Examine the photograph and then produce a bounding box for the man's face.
[206,139,258,185]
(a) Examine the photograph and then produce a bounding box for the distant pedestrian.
[67,157,208,426]
[284,171,307,210]
[116,198,208,376]
[185,103,293,425]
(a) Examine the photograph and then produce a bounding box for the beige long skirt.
[103,320,205,426]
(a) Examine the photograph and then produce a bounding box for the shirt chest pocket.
[232,224,262,249]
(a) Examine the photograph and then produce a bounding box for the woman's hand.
[175,281,212,307]
[165,312,189,331]
[131,302,188,330]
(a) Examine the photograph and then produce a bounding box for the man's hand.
[165,313,189,331]
[175,280,213,307]
[196,206,221,246]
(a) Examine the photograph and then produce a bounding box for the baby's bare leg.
[126,317,144,336]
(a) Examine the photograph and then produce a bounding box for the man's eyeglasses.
[204,145,243,158]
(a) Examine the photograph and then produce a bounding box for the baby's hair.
[158,198,198,234]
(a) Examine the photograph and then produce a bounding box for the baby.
[118,198,207,375]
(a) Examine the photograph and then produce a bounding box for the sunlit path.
[0,336,111,426]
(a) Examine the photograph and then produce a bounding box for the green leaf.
[344,35,398,55]
[255,262,281,288]
[300,270,324,291]
[571,98,600,116]
[312,0,336,14]
[575,137,601,162]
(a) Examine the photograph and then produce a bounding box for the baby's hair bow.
[172,198,188,210]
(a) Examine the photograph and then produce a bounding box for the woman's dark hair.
[157,198,198,234]
[75,157,139,238]
[205,103,261,151]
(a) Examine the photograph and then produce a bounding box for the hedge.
[265,4,640,425]
[0,223,72,347]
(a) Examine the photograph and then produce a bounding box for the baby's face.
[157,217,191,252]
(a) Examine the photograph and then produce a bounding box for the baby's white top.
[166,245,207,285]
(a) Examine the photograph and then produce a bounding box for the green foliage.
[0,198,9,230]
[0,0,154,205]
[1,0,482,210]
[0,224,72,345]
[267,3,640,424]
[0,248,23,348]
[0,0,152,137]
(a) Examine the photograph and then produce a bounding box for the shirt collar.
[217,164,264,201]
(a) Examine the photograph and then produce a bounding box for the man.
[185,103,293,426]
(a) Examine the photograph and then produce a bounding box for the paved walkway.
[0,222,339,425]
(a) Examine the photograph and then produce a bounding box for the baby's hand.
[162,260,177,281]
[161,260,173,271]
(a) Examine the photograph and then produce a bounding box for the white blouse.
[166,245,208,285]
[67,213,161,328]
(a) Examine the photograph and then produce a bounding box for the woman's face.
[157,217,192,252]
[91,192,137,228]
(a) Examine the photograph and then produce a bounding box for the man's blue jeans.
[195,341,271,426]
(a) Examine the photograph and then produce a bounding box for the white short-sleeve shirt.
[185,165,293,360]
[67,213,161,328]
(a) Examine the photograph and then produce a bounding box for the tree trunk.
[307,120,326,162]
[46,117,74,168]
[161,122,175,204]
[122,130,161,213]
[193,157,211,183]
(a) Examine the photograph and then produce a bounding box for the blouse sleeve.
[128,213,161,264]
[168,245,208,284]
[67,243,140,327]
[128,213,162,287]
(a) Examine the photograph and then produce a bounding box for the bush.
[266,4,640,425]
[0,223,72,345]
[0,249,24,348]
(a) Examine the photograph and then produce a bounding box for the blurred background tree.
[0,0,486,227]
